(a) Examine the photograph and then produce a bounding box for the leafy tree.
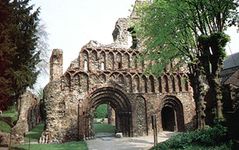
[135,0,238,127]
[94,104,108,119]
[0,0,40,110]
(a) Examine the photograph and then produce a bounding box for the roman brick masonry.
[39,0,196,143]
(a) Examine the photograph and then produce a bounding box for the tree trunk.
[199,33,227,122]
[188,63,207,129]
[209,58,224,121]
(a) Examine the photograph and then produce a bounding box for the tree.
[135,0,238,127]
[0,0,40,110]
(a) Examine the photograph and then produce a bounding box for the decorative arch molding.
[81,50,89,72]
[116,52,123,69]
[149,75,155,93]
[91,50,98,71]
[89,87,131,111]
[142,75,148,93]
[133,74,140,93]
[123,53,130,69]
[182,74,189,91]
[99,51,106,71]
[160,96,185,131]
[125,74,133,92]
[108,52,114,70]
[87,86,132,137]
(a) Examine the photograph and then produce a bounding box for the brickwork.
[40,40,196,143]
[11,91,41,144]
[40,2,196,143]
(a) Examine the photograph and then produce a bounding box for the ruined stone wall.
[50,49,63,81]
[41,41,196,143]
[41,10,196,143]
[11,91,41,144]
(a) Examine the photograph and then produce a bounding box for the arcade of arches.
[40,16,196,144]
[40,44,196,143]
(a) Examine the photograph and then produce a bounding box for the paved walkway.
[86,132,174,150]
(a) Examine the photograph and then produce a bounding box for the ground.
[87,132,174,150]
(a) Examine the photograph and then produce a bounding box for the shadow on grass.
[93,123,115,134]
[25,123,44,142]
[12,141,88,150]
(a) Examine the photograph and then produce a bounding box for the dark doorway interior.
[161,106,176,131]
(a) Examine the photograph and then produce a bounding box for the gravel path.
[86,132,174,150]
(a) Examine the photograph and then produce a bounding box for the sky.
[32,0,135,70]
[32,0,135,89]
[31,0,239,90]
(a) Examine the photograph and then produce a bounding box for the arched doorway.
[161,97,185,132]
[80,87,132,139]
[162,106,176,131]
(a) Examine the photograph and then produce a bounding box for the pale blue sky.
[31,0,238,90]
[32,0,135,71]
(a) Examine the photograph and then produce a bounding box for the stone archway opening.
[162,106,176,131]
[82,87,132,139]
[90,103,116,137]
[161,97,185,132]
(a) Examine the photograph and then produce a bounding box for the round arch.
[160,96,185,132]
[87,87,132,137]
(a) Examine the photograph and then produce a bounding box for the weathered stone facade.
[11,91,41,144]
[40,1,196,143]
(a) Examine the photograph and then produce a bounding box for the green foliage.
[13,123,87,150]
[93,123,115,134]
[135,0,238,76]
[94,104,108,119]
[135,0,238,123]
[151,125,231,150]
[1,105,18,128]
[0,120,11,133]
[13,141,88,150]
[0,0,41,110]
[2,105,18,122]
[24,123,44,142]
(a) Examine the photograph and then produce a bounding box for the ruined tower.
[50,49,63,81]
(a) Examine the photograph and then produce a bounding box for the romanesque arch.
[86,87,132,137]
[160,96,185,132]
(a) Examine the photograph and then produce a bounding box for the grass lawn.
[1,105,18,122]
[13,141,88,150]
[24,123,45,142]
[93,123,115,133]
[13,123,88,150]
[0,120,11,132]
[0,105,18,133]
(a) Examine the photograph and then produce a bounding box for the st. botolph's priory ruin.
[39,0,196,143]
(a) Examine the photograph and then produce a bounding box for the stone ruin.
[40,0,196,143]
[10,91,41,144]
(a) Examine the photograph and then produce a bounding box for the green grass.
[13,123,88,150]
[93,123,115,133]
[24,123,45,142]
[0,120,11,133]
[0,105,18,133]
[12,141,88,150]
[2,105,18,122]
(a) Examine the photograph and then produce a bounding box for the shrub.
[94,104,108,118]
[151,124,230,150]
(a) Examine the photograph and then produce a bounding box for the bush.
[151,124,230,150]
[0,120,11,133]
[94,104,108,118]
